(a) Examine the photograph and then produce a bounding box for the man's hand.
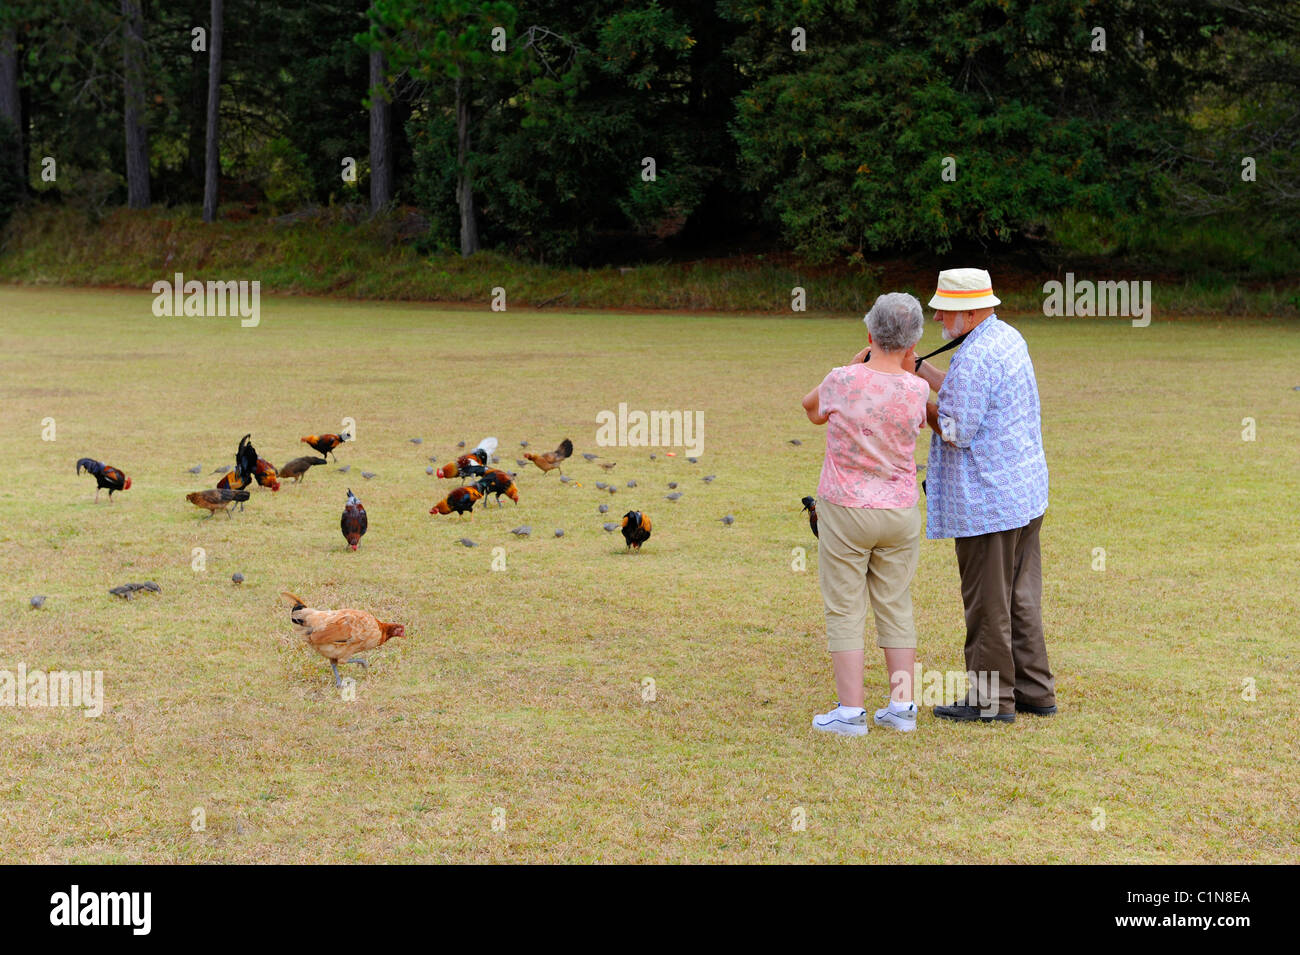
[925,400,941,433]
[852,345,871,364]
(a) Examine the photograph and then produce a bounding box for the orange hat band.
[933,287,994,298]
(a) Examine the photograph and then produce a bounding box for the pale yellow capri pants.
[817,498,921,651]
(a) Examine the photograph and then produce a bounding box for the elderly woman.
[800,293,930,735]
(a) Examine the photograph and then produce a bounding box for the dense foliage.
[3,0,1297,265]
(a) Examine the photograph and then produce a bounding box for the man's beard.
[940,320,960,341]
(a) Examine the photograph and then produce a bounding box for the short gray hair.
[864,292,924,353]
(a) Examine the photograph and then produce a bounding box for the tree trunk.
[368,47,392,213]
[455,76,478,256]
[121,0,150,208]
[202,0,223,222]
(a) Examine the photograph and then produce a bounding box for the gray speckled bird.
[30,595,46,609]
[602,522,619,532]
[598,504,609,514]
[627,480,637,488]
[582,453,598,461]
[554,528,565,537]
[232,573,244,584]
[703,475,716,483]
[337,465,351,473]
[188,464,202,474]
[668,482,678,489]
[788,439,803,446]
[688,457,699,464]
[510,525,531,537]
[666,492,683,502]
[595,481,608,490]
[410,437,423,444]
[560,475,574,484]
[457,440,466,448]
[426,466,435,475]
[718,515,734,525]
[361,471,377,479]
[458,538,477,547]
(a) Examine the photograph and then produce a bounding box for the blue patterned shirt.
[925,315,1048,539]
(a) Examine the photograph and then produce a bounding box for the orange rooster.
[523,437,573,476]
[474,468,519,506]
[301,432,350,461]
[252,457,280,492]
[436,436,498,481]
[76,458,131,503]
[429,486,482,517]
[281,591,406,686]
[620,510,652,550]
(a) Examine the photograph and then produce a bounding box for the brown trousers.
[954,513,1055,714]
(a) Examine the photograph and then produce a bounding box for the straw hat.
[928,268,1001,311]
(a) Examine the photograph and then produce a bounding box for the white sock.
[888,700,915,713]
[838,704,865,714]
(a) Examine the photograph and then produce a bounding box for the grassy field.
[1,286,1297,864]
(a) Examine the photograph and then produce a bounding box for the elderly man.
[912,268,1055,723]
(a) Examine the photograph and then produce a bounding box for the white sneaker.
[812,704,869,736]
[873,700,918,732]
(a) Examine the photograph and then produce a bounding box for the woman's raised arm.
[802,386,829,425]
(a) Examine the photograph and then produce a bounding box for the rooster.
[429,486,482,517]
[523,437,573,476]
[252,457,281,492]
[301,432,350,461]
[341,489,367,550]
[620,510,652,550]
[235,434,259,483]
[187,488,250,518]
[801,496,819,539]
[279,455,328,483]
[280,591,406,686]
[76,458,131,502]
[436,437,498,481]
[474,468,519,507]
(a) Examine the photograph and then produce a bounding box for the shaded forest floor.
[2,204,1296,317]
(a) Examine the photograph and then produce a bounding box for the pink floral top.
[816,365,929,509]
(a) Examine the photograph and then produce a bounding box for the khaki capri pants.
[817,498,922,652]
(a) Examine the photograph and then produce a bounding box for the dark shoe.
[933,703,1015,724]
[1015,700,1057,716]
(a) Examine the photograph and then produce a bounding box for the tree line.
[1,1,1296,265]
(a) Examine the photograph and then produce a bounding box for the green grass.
[1,287,1297,863]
